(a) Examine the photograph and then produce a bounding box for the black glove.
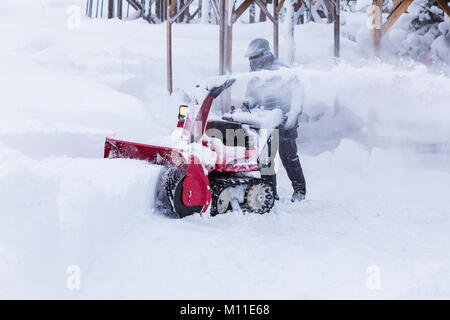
[241,100,252,113]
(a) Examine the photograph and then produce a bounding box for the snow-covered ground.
[1,1,449,299]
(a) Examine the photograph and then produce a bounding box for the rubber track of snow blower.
[209,174,275,216]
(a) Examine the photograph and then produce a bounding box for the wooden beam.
[169,0,178,15]
[219,0,226,75]
[436,0,450,17]
[323,0,335,22]
[332,0,340,58]
[381,0,414,36]
[254,0,277,24]
[276,0,285,14]
[210,0,221,22]
[189,6,201,19]
[231,0,253,24]
[108,0,114,18]
[117,0,123,19]
[126,0,142,11]
[169,0,194,23]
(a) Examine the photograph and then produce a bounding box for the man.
[244,38,306,202]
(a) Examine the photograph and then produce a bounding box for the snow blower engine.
[104,77,280,218]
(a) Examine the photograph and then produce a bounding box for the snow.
[223,108,284,129]
[355,0,373,11]
[0,0,450,299]
[432,32,450,62]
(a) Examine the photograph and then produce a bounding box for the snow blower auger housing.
[104,77,276,218]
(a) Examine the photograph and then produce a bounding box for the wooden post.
[156,0,161,20]
[108,0,114,18]
[117,0,123,19]
[273,0,279,58]
[370,0,383,57]
[167,0,173,93]
[88,0,93,18]
[225,0,232,74]
[162,0,166,21]
[250,3,256,23]
[219,0,226,75]
[323,0,333,23]
[333,0,340,58]
[179,0,185,22]
[259,0,267,21]
[226,25,232,74]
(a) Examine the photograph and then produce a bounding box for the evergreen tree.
[401,0,449,63]
[410,0,445,36]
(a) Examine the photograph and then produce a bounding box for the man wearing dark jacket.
[244,38,306,202]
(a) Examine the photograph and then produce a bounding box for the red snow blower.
[104,78,276,218]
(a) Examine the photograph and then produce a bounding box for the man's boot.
[291,181,306,203]
[291,189,305,202]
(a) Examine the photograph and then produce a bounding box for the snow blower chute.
[104,77,277,218]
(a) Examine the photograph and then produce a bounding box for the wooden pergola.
[165,0,286,93]
[370,0,450,56]
[166,0,341,93]
[100,0,450,82]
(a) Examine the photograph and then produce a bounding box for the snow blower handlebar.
[200,78,236,128]
[208,78,236,98]
[184,78,237,141]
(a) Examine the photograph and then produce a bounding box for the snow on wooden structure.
[94,0,197,23]
[86,0,341,93]
[165,0,287,93]
[166,0,341,92]
[370,0,450,56]
[166,0,196,93]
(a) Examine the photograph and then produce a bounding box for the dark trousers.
[261,127,306,195]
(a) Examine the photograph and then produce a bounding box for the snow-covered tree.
[410,0,445,35]
[402,0,449,64]
[382,0,394,13]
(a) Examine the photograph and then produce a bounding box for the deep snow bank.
[0,143,161,298]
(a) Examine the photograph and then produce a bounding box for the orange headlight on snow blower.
[178,105,189,121]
